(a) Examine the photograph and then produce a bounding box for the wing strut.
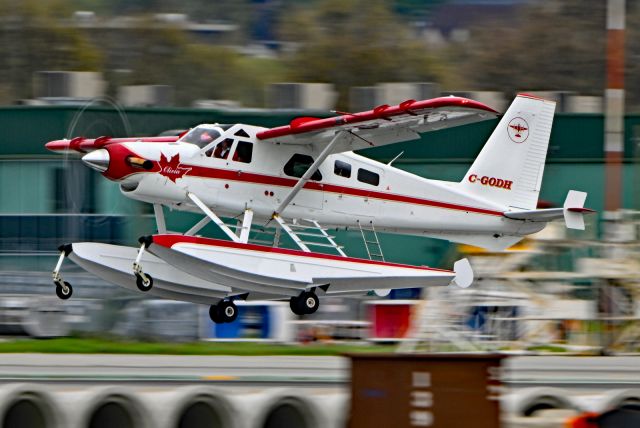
[187,192,241,243]
[153,204,167,234]
[185,216,212,236]
[272,215,311,252]
[238,209,253,243]
[274,131,352,215]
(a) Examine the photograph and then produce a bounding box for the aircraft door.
[282,153,323,210]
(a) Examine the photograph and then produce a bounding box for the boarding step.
[358,221,385,262]
[300,241,345,249]
[274,217,347,257]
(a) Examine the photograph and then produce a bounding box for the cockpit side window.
[334,160,351,178]
[180,127,221,148]
[357,168,380,186]
[232,141,253,163]
[206,138,234,159]
[284,154,322,181]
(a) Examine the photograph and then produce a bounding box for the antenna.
[387,151,404,166]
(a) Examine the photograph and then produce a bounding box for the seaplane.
[46,94,593,323]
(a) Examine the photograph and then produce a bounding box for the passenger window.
[232,141,253,163]
[357,168,379,186]
[284,154,322,181]
[207,138,234,159]
[334,160,351,178]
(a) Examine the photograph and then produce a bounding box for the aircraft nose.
[82,149,110,172]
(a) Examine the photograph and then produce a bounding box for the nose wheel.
[290,291,319,316]
[209,300,239,324]
[133,239,153,292]
[52,244,73,300]
[135,273,153,292]
[55,281,73,300]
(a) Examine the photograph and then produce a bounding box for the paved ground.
[0,354,638,391]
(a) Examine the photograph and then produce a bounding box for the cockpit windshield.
[178,125,222,148]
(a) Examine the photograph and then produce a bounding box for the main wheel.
[290,296,305,316]
[209,305,223,324]
[55,282,73,300]
[299,291,319,315]
[135,273,153,292]
[218,301,238,323]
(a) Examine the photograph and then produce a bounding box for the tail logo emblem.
[508,117,529,143]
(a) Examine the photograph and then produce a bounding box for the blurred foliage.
[459,0,640,107]
[0,0,103,103]
[0,0,638,108]
[278,0,457,109]
[124,24,286,106]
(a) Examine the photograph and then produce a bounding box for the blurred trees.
[459,0,607,96]
[279,0,456,109]
[124,25,285,106]
[0,0,638,109]
[459,0,640,108]
[0,0,103,103]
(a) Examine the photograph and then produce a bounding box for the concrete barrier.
[6,382,638,428]
[54,386,152,428]
[0,383,348,428]
[231,388,347,428]
[0,384,63,428]
[502,387,577,417]
[138,385,238,428]
[574,388,640,414]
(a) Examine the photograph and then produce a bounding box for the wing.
[256,97,498,153]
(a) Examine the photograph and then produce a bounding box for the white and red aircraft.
[46,94,592,323]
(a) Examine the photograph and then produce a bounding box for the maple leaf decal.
[158,153,192,183]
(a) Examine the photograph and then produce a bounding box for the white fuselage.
[115,124,542,241]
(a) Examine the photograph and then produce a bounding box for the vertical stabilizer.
[460,94,556,210]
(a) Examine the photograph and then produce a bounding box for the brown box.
[348,354,505,428]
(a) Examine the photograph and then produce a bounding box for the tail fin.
[460,94,556,210]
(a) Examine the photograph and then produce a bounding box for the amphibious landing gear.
[209,300,238,324]
[135,273,153,292]
[133,238,153,292]
[53,244,73,300]
[55,282,73,300]
[289,291,319,316]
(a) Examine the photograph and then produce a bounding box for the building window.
[284,154,322,181]
[334,160,351,178]
[357,168,379,186]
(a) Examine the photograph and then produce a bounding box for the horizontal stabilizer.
[563,190,591,230]
[504,190,593,230]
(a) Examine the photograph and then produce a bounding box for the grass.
[0,337,396,356]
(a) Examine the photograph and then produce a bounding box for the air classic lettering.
[468,174,513,190]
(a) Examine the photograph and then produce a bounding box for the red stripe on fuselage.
[152,234,453,272]
[179,164,504,217]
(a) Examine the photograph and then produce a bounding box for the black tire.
[218,301,238,323]
[289,296,305,316]
[209,305,222,324]
[299,291,319,315]
[135,273,153,292]
[55,282,73,300]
